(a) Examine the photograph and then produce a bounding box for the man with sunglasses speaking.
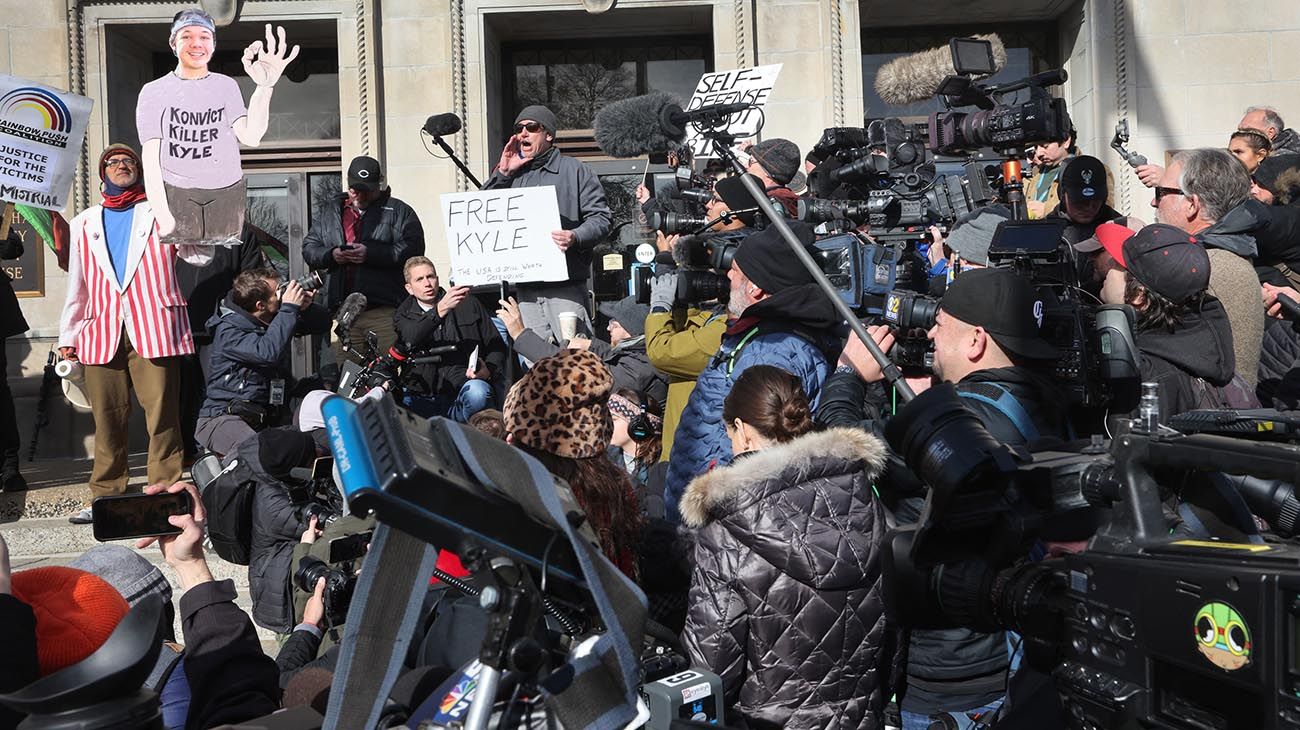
[483,105,611,343]
[1154,148,1267,387]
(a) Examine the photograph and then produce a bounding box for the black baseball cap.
[1121,223,1210,306]
[940,267,1060,361]
[347,155,383,192]
[1060,155,1107,201]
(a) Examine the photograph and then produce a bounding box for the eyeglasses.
[104,158,137,169]
[514,122,543,134]
[1154,186,1184,203]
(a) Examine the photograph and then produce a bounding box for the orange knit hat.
[11,566,131,676]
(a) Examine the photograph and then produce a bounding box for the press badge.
[270,379,286,406]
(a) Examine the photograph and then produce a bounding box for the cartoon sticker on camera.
[1194,601,1251,671]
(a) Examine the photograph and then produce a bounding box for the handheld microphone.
[422,113,463,138]
[334,292,368,340]
[874,33,1007,106]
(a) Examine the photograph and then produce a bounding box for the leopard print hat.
[503,349,614,459]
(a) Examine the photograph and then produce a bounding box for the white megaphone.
[55,359,92,411]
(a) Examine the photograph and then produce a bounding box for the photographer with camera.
[137,479,282,729]
[822,265,1071,729]
[663,221,841,521]
[394,256,505,422]
[196,267,330,456]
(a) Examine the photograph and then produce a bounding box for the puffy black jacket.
[200,294,330,419]
[1135,296,1240,418]
[814,365,1069,715]
[301,190,425,310]
[680,427,905,730]
[235,435,308,633]
[1258,316,1300,409]
[392,291,507,399]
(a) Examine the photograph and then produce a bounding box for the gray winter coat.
[680,428,904,730]
[483,148,611,282]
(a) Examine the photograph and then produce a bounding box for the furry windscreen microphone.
[333,292,368,339]
[593,92,687,158]
[874,34,1008,106]
[422,113,463,137]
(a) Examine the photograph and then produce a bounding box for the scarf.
[101,183,147,211]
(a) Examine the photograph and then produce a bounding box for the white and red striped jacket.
[58,201,194,365]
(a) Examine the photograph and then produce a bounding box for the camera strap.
[958,383,1040,443]
[323,524,439,730]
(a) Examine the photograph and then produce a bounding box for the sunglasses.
[514,122,543,134]
[104,158,137,169]
[1154,186,1184,203]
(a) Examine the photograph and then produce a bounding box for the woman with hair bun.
[679,364,904,729]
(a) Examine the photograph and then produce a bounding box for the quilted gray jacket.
[679,427,905,730]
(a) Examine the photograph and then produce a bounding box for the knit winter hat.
[514,105,559,136]
[504,349,613,459]
[751,138,801,185]
[98,144,141,184]
[69,545,173,608]
[11,566,130,676]
[730,220,818,293]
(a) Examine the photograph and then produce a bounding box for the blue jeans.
[403,379,494,423]
[901,698,1004,730]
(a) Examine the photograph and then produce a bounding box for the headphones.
[627,392,655,443]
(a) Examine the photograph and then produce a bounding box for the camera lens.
[294,556,332,594]
[679,270,729,304]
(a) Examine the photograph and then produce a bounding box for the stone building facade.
[4,0,1298,457]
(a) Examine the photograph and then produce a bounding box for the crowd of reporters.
[12,94,1300,730]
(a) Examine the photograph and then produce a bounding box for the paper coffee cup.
[558,312,580,342]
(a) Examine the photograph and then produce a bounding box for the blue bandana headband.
[169,10,216,47]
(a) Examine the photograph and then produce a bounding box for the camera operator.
[393,256,505,423]
[741,137,803,216]
[662,222,841,521]
[1026,126,1116,220]
[821,267,1071,729]
[136,479,281,728]
[1046,155,1123,246]
[1095,222,1257,415]
[196,267,330,456]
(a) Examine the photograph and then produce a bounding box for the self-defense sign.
[684,64,782,158]
[441,186,567,286]
[0,76,92,211]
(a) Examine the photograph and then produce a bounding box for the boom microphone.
[594,92,686,158]
[874,34,1007,106]
[334,292,368,340]
[423,113,463,137]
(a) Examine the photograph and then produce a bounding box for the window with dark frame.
[861,25,1059,121]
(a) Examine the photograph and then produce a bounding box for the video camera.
[879,218,1140,407]
[632,230,743,307]
[337,331,457,399]
[882,382,1300,730]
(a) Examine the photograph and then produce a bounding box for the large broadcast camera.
[881,218,1140,406]
[883,382,1300,730]
[802,37,1073,320]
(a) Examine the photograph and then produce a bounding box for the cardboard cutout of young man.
[135,9,299,247]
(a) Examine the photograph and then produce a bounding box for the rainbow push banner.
[0,75,92,211]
